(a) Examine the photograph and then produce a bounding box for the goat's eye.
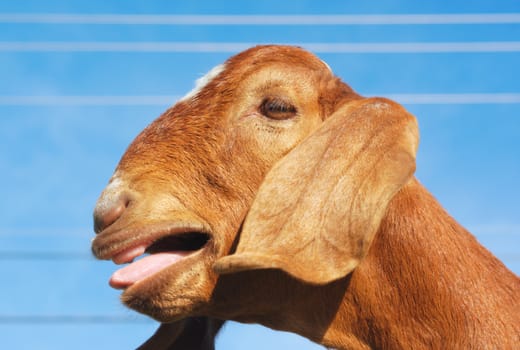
[259,97,297,120]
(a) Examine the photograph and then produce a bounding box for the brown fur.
[92,45,519,349]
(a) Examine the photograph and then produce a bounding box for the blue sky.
[0,1,519,349]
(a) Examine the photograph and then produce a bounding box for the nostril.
[93,195,130,234]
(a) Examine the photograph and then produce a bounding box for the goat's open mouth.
[109,231,210,290]
[146,232,210,254]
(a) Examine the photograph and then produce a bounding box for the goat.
[91,45,519,349]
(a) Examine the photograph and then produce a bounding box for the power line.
[0,228,92,236]
[0,13,519,25]
[1,41,520,53]
[385,93,520,105]
[0,315,153,324]
[0,251,93,260]
[1,93,520,106]
[0,95,176,106]
[0,249,518,262]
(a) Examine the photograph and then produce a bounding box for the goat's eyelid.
[259,97,298,120]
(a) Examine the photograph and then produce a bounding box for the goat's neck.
[319,179,519,349]
[211,180,518,349]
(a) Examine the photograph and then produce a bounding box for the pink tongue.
[109,252,188,289]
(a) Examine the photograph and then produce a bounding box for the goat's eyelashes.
[259,97,297,120]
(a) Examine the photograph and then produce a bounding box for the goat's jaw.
[92,219,221,321]
[120,248,216,322]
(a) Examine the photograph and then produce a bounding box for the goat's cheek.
[225,121,275,173]
[250,118,319,164]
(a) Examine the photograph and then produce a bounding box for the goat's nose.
[93,192,130,234]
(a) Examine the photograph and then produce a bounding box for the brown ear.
[214,97,419,284]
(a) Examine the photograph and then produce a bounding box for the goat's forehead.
[178,46,333,105]
[230,46,331,75]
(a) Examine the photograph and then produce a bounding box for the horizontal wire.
[0,315,153,324]
[0,13,519,25]
[1,93,520,106]
[385,93,520,104]
[1,41,520,53]
[4,226,511,236]
[0,95,177,106]
[0,251,93,260]
[0,250,518,261]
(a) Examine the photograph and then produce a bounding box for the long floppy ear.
[214,97,419,284]
[137,318,224,350]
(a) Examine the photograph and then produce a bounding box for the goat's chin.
[119,254,217,322]
[121,293,201,323]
